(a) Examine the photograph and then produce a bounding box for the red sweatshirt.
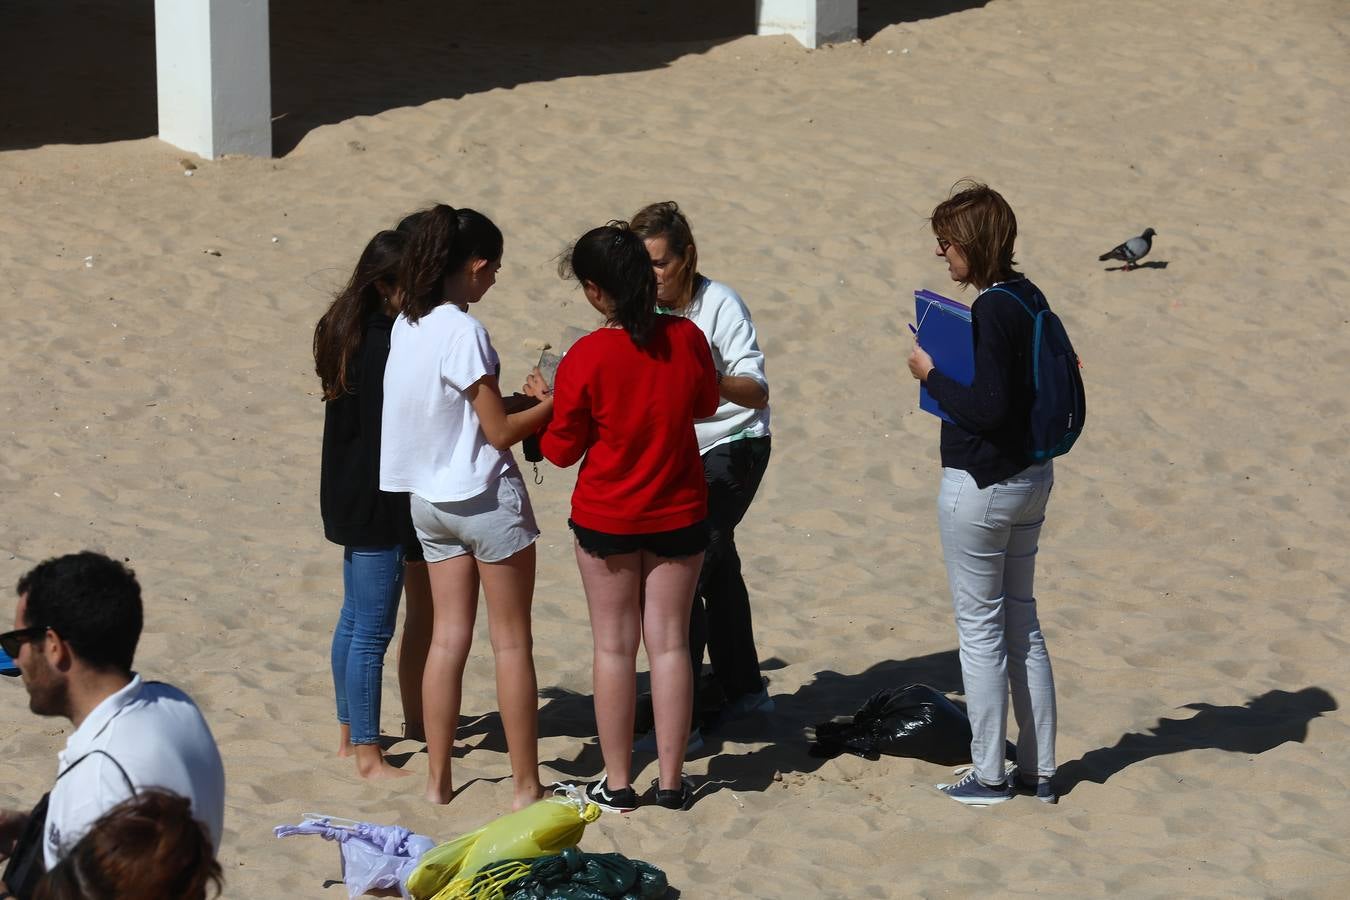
[541,316,719,534]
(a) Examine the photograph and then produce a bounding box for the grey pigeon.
[1099,228,1156,269]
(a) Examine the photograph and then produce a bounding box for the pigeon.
[1099,228,1156,270]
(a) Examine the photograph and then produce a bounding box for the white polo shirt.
[44,675,226,867]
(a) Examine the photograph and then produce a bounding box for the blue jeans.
[331,545,405,745]
[938,463,1056,785]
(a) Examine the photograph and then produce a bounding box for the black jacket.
[925,278,1039,488]
[319,313,420,555]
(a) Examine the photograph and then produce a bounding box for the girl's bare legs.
[477,543,544,810]
[423,554,479,803]
[574,545,643,791]
[641,551,702,791]
[398,560,433,742]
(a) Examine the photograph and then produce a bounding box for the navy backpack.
[986,285,1086,460]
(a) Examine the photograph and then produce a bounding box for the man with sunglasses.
[0,552,224,899]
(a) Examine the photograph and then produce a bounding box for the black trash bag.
[810,683,1012,765]
[487,846,669,900]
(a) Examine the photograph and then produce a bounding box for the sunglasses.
[0,626,48,658]
[936,237,952,253]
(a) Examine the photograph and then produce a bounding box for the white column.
[756,0,857,49]
[155,0,272,159]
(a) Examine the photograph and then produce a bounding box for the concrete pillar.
[756,0,857,49]
[155,0,271,159]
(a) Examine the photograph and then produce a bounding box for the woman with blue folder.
[907,181,1060,807]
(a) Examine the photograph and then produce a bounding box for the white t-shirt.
[670,278,772,453]
[380,304,515,502]
[45,675,226,868]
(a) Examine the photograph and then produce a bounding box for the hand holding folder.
[913,289,974,423]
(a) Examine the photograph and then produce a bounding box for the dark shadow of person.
[1054,687,1337,798]
[456,650,965,807]
[672,650,964,805]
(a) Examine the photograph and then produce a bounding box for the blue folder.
[914,289,974,423]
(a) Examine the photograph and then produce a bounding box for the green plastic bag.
[487,846,668,900]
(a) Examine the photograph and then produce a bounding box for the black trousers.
[689,436,772,705]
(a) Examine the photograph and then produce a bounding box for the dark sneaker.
[650,776,694,810]
[584,777,640,813]
[936,769,1013,807]
[1014,773,1059,805]
[721,686,775,720]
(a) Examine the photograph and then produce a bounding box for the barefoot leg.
[398,560,433,743]
[641,551,702,791]
[423,554,479,804]
[575,544,643,792]
[478,543,544,810]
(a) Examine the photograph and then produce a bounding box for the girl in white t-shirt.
[380,205,554,808]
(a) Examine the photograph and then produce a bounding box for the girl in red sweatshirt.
[527,222,718,811]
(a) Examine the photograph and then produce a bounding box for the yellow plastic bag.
[408,789,601,900]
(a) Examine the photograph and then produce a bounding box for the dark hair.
[559,221,657,346]
[16,552,142,674]
[35,790,223,900]
[397,204,503,323]
[630,201,699,307]
[395,210,428,235]
[930,180,1020,290]
[313,230,408,401]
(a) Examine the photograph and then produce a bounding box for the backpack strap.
[982,284,1041,319]
[56,749,136,794]
[2,751,135,898]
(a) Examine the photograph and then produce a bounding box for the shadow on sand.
[1104,260,1169,271]
[2,0,992,154]
[1055,686,1337,798]
[510,650,964,805]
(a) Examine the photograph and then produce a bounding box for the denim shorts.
[411,471,539,563]
[569,519,709,559]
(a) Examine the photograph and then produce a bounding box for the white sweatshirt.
[668,277,772,454]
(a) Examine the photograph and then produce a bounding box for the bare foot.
[512,781,545,811]
[358,759,412,782]
[353,744,409,781]
[424,782,457,804]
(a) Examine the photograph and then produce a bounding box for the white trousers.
[938,462,1057,784]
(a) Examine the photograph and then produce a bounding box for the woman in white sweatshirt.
[631,202,774,744]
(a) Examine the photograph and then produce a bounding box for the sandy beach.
[2,0,1348,896]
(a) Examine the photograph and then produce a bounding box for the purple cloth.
[276,818,437,899]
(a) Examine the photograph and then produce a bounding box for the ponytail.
[560,221,657,347]
[396,204,503,323]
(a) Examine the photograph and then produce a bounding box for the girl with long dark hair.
[380,205,553,808]
[524,222,719,812]
[315,229,431,781]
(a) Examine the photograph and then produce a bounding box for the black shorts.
[568,519,709,559]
